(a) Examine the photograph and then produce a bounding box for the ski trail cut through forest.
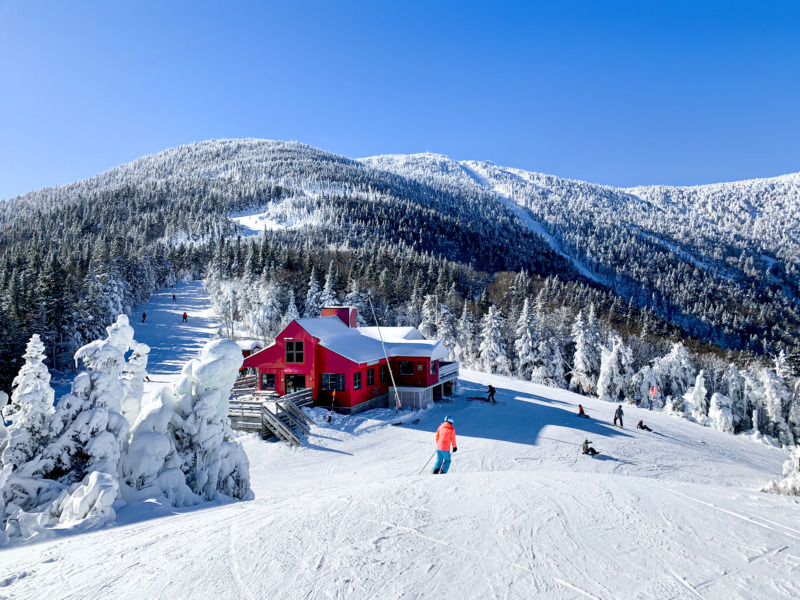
[458,162,602,284]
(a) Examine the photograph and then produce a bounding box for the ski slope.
[2,287,800,599]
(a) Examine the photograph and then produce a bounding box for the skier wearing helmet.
[432,416,458,474]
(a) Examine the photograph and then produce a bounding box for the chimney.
[321,306,357,328]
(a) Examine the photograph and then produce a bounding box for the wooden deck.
[229,388,313,446]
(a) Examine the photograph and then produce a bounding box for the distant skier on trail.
[182,312,188,323]
[142,312,147,324]
[637,419,652,432]
[172,294,176,302]
[577,404,589,418]
[487,384,496,404]
[582,439,598,457]
[432,416,457,474]
[614,404,624,428]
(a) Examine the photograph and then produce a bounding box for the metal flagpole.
[367,294,401,413]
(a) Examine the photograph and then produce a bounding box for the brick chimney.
[321,306,357,328]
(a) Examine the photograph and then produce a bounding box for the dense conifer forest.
[1,139,798,443]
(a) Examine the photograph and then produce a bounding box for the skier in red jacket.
[432,416,457,474]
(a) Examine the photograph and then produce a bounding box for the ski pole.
[419,451,436,475]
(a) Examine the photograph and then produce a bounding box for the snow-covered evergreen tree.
[631,365,663,409]
[343,278,368,327]
[453,300,477,367]
[708,392,734,433]
[514,299,537,380]
[478,305,510,375]
[569,309,599,394]
[652,343,695,403]
[762,447,800,496]
[436,305,457,359]
[688,370,710,422]
[596,335,633,403]
[319,262,339,308]
[723,363,748,432]
[531,337,567,389]
[418,295,438,340]
[757,369,793,445]
[303,268,322,318]
[122,339,252,505]
[0,335,54,470]
[281,288,301,330]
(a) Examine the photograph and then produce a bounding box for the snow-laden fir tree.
[757,369,793,446]
[343,277,368,327]
[708,392,734,433]
[453,300,477,368]
[281,288,301,330]
[0,335,55,471]
[652,343,695,403]
[569,309,599,395]
[723,363,748,431]
[762,447,800,496]
[514,298,537,380]
[319,262,339,308]
[436,305,458,359]
[121,342,150,429]
[418,295,438,340]
[252,281,282,346]
[596,335,634,403]
[478,305,510,375]
[122,339,252,505]
[303,267,322,318]
[688,370,710,422]
[530,337,567,389]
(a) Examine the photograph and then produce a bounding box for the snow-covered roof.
[235,340,262,352]
[294,317,449,363]
[357,326,426,342]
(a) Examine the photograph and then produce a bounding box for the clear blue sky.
[1,1,799,199]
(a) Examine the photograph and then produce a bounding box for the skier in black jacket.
[614,405,624,428]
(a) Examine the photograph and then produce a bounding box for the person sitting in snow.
[577,404,589,418]
[582,439,598,457]
[636,419,652,432]
[432,416,457,474]
[613,404,624,428]
[487,384,496,403]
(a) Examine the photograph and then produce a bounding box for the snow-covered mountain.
[1,139,798,388]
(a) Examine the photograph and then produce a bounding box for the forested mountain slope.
[363,153,800,351]
[1,139,798,391]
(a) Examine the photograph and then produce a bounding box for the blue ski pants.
[433,450,451,473]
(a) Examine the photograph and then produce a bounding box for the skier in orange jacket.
[432,416,457,474]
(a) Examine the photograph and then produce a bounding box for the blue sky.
[1,0,798,199]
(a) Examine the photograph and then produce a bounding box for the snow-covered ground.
[2,286,799,599]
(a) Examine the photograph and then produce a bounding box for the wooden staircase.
[229,389,313,446]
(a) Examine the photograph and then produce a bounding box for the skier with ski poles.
[432,416,457,474]
[182,312,188,323]
[487,384,496,404]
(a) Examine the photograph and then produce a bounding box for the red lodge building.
[241,307,459,413]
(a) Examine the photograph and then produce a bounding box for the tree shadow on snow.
[400,378,632,448]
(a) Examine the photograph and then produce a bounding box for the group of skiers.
[140,310,188,324]
[432,387,659,473]
[579,403,654,457]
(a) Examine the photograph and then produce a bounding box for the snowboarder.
[636,419,652,432]
[432,416,457,474]
[614,404,624,428]
[487,384,496,404]
[582,439,598,457]
[182,312,188,323]
[577,404,589,418]
[141,312,147,324]
[172,294,176,302]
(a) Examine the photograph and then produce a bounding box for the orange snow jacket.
[436,422,457,451]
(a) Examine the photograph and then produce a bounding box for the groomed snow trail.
[458,162,602,284]
[2,286,800,599]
